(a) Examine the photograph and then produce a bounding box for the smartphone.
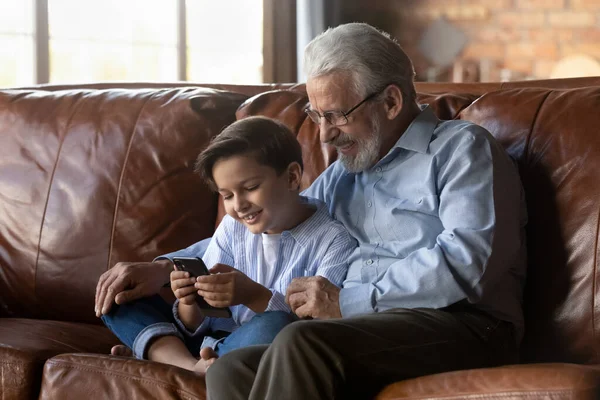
[172,257,232,318]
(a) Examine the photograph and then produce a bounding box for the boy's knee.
[206,345,268,398]
[253,311,296,326]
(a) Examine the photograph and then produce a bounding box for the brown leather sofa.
[1,77,599,399]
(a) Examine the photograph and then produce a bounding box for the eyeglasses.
[304,90,381,126]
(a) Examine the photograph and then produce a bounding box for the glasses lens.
[305,109,320,124]
[326,112,347,126]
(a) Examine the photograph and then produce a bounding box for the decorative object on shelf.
[418,17,468,82]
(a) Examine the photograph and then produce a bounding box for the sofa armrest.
[40,353,206,400]
[376,363,600,400]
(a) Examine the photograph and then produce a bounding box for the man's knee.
[206,350,234,385]
[206,345,269,397]
[270,319,325,349]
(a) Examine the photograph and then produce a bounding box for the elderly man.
[95,22,526,400]
[205,23,527,399]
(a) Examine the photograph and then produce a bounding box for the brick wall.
[338,0,600,82]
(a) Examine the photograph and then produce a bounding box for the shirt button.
[376,167,382,173]
[366,259,373,265]
[367,201,372,207]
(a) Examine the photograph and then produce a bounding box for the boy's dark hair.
[195,116,303,190]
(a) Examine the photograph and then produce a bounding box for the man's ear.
[382,84,403,120]
[287,162,303,191]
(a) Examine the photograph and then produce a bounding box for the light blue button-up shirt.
[303,105,527,340]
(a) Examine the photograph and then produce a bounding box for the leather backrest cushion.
[460,87,600,364]
[234,86,600,365]
[0,87,247,323]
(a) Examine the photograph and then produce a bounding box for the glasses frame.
[305,90,382,126]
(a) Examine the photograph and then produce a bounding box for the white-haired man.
[205,22,527,399]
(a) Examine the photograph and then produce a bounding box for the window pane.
[48,0,177,83]
[187,0,263,83]
[0,0,34,34]
[0,0,35,87]
[0,35,35,88]
[50,40,177,83]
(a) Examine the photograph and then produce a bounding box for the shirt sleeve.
[339,127,514,317]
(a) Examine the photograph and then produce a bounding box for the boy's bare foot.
[193,347,219,374]
[111,344,133,357]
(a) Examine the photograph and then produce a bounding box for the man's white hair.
[304,23,416,102]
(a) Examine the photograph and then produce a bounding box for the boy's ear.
[287,162,303,191]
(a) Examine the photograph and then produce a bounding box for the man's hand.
[195,264,272,313]
[94,259,172,317]
[286,276,342,319]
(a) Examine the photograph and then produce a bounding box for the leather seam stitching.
[106,92,157,270]
[34,94,85,299]
[44,360,201,400]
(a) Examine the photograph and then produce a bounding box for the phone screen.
[171,257,232,318]
[172,257,210,277]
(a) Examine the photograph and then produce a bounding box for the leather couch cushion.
[376,363,600,400]
[0,88,247,324]
[231,86,600,365]
[40,353,206,400]
[0,318,119,399]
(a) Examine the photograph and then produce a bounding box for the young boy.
[102,116,356,374]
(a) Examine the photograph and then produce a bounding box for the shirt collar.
[392,104,439,154]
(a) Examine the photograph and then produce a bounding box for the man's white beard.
[338,116,382,173]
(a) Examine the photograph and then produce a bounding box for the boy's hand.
[170,269,199,305]
[195,264,272,313]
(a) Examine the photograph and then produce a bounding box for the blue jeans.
[101,295,296,359]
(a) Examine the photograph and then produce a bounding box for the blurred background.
[1,0,600,88]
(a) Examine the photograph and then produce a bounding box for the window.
[49,0,178,83]
[0,0,35,87]
[186,0,263,83]
[0,0,264,87]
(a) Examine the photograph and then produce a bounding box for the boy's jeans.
[101,294,296,359]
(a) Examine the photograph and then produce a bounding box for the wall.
[338,0,600,82]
